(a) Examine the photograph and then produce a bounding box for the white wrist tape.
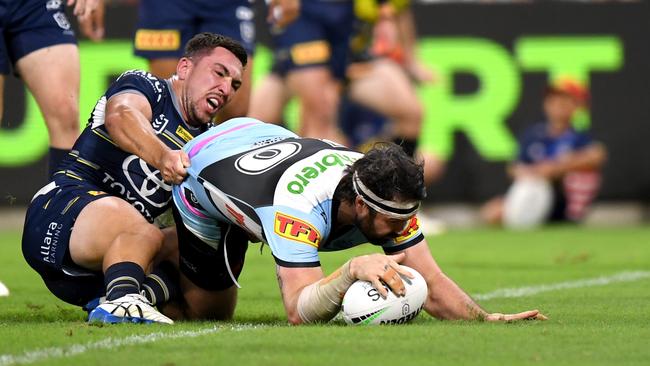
[297,260,355,323]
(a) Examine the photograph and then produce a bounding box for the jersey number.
[235,142,302,175]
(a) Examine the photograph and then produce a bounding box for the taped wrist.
[297,260,356,323]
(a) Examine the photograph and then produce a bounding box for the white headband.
[352,171,420,220]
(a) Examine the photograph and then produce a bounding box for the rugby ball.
[341,265,427,325]
[503,176,554,230]
[0,280,9,297]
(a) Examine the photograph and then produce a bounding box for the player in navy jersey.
[482,79,607,227]
[0,0,103,177]
[249,0,355,143]
[21,33,247,324]
[134,0,299,123]
[165,117,547,324]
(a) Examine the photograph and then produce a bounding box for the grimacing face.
[181,47,244,126]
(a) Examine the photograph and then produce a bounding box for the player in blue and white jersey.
[168,117,548,324]
[21,33,248,324]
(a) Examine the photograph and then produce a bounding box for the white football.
[341,265,427,325]
[0,280,9,297]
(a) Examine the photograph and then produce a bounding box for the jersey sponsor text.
[274,212,321,248]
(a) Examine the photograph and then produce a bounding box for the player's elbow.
[104,106,130,135]
[286,309,305,325]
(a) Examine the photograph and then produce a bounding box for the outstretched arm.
[397,240,547,322]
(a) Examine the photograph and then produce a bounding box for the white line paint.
[0,325,262,366]
[473,270,650,301]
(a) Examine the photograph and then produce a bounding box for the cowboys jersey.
[173,118,424,267]
[55,70,208,222]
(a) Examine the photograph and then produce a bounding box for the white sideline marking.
[474,270,650,301]
[0,325,258,366]
[2,272,648,365]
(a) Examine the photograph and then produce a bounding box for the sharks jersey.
[56,70,208,222]
[173,118,424,267]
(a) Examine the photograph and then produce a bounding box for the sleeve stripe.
[382,233,425,254]
[273,255,321,268]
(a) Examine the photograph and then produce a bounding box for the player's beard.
[355,214,383,241]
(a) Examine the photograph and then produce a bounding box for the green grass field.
[1,226,649,365]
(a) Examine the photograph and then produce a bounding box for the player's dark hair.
[183,32,248,67]
[335,142,426,205]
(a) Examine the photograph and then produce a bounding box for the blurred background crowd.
[0,0,647,232]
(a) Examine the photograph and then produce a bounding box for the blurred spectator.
[0,0,103,178]
[481,78,607,229]
[249,0,355,143]
[250,1,445,185]
[342,3,444,186]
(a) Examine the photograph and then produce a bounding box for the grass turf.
[0,226,649,365]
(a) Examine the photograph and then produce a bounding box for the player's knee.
[301,88,338,118]
[43,102,80,139]
[184,298,236,321]
[140,224,165,250]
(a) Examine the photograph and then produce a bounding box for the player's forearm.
[424,271,487,320]
[293,261,355,324]
[105,104,169,169]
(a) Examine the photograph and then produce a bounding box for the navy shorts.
[0,0,76,74]
[22,181,108,306]
[271,0,354,79]
[134,0,255,59]
[172,206,248,291]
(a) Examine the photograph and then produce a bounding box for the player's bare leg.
[176,273,239,321]
[248,73,291,124]
[348,59,444,185]
[16,44,80,149]
[16,44,80,175]
[69,197,173,324]
[348,59,422,143]
[69,198,162,272]
[286,67,347,144]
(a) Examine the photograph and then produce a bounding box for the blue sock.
[142,261,179,306]
[104,262,145,301]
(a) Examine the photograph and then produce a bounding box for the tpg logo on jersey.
[274,212,321,248]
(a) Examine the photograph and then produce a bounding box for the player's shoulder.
[109,69,167,102]
[116,70,167,92]
[115,69,163,83]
